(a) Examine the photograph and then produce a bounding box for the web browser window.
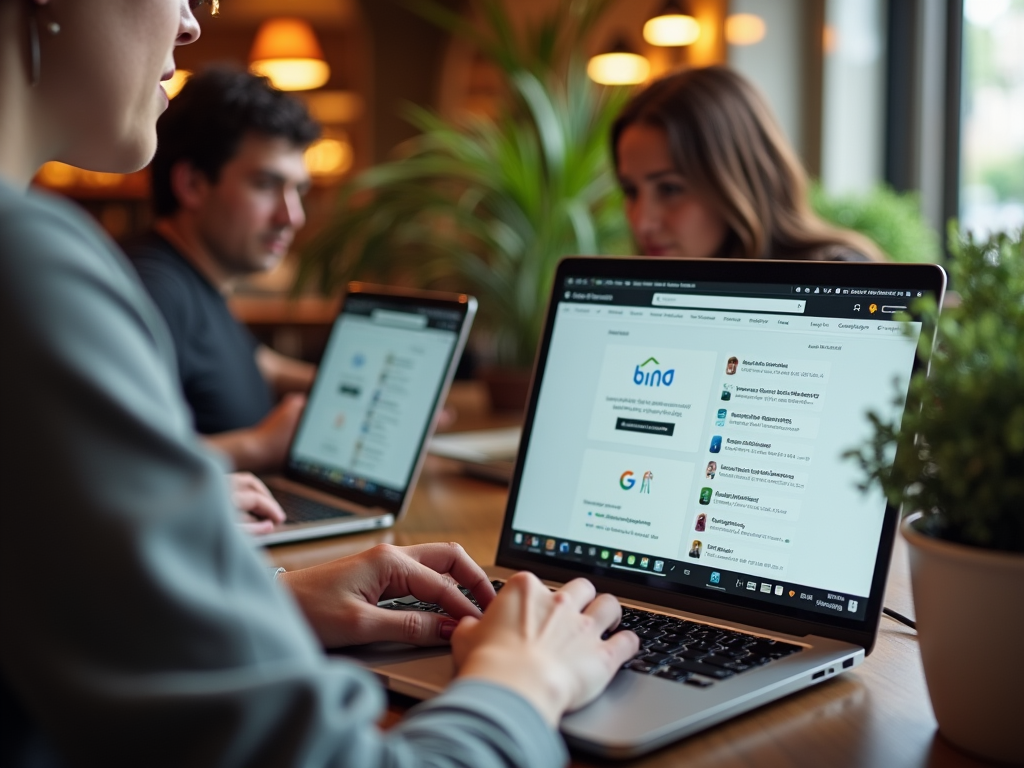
[508,276,926,622]
[288,296,461,506]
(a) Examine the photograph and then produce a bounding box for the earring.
[27,5,59,88]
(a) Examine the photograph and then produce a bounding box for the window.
[960,0,1024,237]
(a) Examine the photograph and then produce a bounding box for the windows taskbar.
[510,531,867,622]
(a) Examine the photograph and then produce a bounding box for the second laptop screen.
[288,296,461,505]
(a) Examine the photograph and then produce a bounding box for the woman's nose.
[631,191,659,235]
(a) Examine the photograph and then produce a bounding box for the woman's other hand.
[279,542,495,648]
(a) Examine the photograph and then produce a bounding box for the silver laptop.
[257,284,476,546]
[346,258,945,757]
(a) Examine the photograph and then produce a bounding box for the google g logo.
[620,471,636,490]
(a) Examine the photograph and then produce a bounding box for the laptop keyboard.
[273,489,357,523]
[612,606,802,686]
[378,580,803,687]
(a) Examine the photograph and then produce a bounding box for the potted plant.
[297,0,631,409]
[850,228,1024,764]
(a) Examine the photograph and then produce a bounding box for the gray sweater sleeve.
[0,184,566,768]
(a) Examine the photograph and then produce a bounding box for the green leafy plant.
[849,227,1024,553]
[810,184,941,263]
[297,0,631,368]
[403,0,616,79]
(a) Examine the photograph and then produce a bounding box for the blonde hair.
[612,66,883,261]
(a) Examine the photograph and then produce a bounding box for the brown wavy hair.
[611,66,883,261]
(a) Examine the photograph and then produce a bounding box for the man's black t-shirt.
[124,232,273,434]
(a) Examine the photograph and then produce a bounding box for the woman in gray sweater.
[0,1,638,766]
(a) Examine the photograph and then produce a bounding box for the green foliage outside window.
[810,184,942,264]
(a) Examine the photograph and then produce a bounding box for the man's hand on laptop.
[204,393,307,473]
[452,572,640,728]
[278,542,495,648]
[229,472,286,534]
[250,393,306,470]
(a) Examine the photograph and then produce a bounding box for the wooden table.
[268,384,990,768]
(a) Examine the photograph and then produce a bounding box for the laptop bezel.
[281,283,477,518]
[495,257,946,653]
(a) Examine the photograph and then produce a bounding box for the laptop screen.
[286,290,470,513]
[502,260,941,628]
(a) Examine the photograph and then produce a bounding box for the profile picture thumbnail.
[695,513,707,532]
[705,460,717,479]
[688,540,703,559]
[725,356,739,375]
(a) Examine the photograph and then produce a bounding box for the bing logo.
[634,356,675,387]
[620,471,636,490]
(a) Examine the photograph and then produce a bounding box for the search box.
[652,293,806,314]
[371,309,428,329]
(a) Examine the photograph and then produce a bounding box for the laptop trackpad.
[340,644,455,696]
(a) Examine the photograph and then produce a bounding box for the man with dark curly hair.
[124,67,321,474]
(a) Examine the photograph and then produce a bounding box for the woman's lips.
[157,69,175,108]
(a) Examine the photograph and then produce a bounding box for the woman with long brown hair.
[612,66,883,261]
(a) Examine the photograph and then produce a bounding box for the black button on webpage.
[615,417,675,437]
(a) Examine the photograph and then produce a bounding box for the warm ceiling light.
[36,162,78,188]
[303,90,365,124]
[36,162,123,189]
[587,38,650,86]
[304,134,354,179]
[725,14,767,46]
[643,0,701,47]
[250,18,330,91]
[163,69,191,99]
[78,170,123,189]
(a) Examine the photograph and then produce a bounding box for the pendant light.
[643,0,701,47]
[587,37,651,86]
[725,13,767,46]
[250,18,330,92]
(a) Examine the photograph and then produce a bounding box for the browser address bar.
[371,308,428,328]
[652,293,806,314]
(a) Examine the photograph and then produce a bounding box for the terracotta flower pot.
[903,512,1024,764]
